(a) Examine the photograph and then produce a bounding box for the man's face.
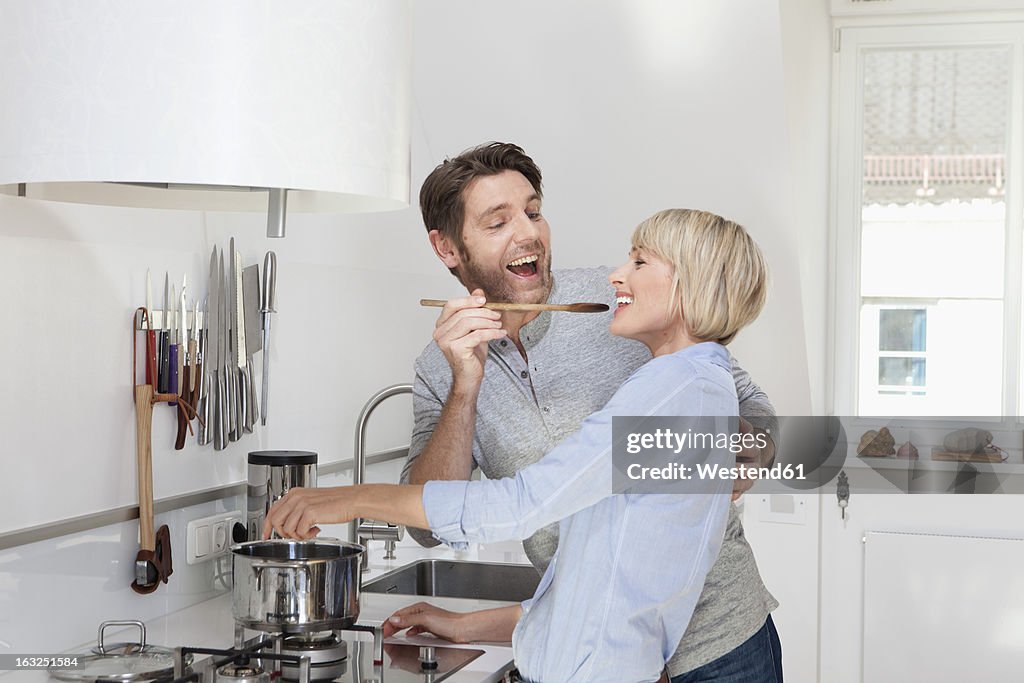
[450,170,553,303]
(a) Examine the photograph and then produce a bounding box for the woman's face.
[608,248,688,357]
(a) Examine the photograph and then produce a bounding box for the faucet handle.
[357,519,405,543]
[357,520,404,570]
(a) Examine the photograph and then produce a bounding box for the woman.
[265,208,770,683]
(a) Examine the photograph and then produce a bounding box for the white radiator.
[863,530,1024,682]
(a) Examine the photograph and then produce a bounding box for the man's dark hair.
[419,142,543,273]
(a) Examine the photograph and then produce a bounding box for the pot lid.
[48,646,186,682]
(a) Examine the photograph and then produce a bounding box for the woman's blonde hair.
[631,208,768,345]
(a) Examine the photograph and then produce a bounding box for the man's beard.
[458,246,553,304]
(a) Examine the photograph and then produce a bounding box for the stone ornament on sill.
[857,427,896,457]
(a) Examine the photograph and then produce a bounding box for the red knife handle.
[168,344,178,405]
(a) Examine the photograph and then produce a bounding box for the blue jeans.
[670,615,783,683]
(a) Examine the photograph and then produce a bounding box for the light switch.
[757,494,807,525]
[186,511,244,564]
[196,525,212,557]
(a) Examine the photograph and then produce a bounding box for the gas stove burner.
[280,632,348,681]
[284,631,343,649]
[216,656,270,683]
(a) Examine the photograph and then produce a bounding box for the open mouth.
[614,295,633,315]
[506,254,539,278]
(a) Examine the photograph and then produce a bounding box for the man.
[400,142,782,681]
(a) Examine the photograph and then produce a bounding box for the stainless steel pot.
[231,538,364,633]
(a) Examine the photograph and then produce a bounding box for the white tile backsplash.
[0,459,411,656]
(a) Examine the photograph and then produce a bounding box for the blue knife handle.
[168,344,178,405]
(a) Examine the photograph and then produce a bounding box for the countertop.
[9,539,532,682]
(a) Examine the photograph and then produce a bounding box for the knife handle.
[168,344,179,406]
[187,341,198,390]
[158,332,170,394]
[174,367,189,450]
[178,365,202,450]
[197,366,210,446]
[145,330,156,386]
[213,370,224,451]
[237,368,250,435]
[217,370,230,448]
[227,363,238,442]
[247,358,259,430]
[241,368,253,434]
[177,343,185,400]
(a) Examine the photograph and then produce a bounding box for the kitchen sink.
[362,559,541,603]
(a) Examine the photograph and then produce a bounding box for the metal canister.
[247,450,317,540]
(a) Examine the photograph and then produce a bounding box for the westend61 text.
[625,428,768,455]
[626,462,806,481]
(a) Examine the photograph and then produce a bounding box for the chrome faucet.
[350,383,411,568]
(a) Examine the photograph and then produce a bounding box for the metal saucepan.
[231,538,364,633]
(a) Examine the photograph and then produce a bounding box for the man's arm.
[406,381,480,484]
[402,293,505,546]
[731,354,778,499]
[401,372,480,547]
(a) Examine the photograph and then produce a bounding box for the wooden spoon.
[420,298,609,313]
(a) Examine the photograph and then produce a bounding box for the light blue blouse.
[422,342,736,682]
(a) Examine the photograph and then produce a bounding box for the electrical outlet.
[186,511,243,565]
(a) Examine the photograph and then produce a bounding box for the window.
[833,21,1024,418]
[877,307,927,393]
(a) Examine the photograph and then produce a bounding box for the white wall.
[737,3,833,682]
[1,0,813,531]
[0,0,821,669]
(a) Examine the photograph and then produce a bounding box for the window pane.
[858,300,1002,416]
[858,45,1010,416]
[878,357,926,387]
[863,48,1010,205]
[879,309,926,351]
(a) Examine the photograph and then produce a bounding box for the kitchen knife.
[168,284,178,405]
[145,269,156,387]
[196,296,208,445]
[188,298,200,422]
[178,280,187,395]
[197,249,214,446]
[236,250,252,434]
[159,273,170,393]
[178,275,187,396]
[242,263,261,431]
[260,252,276,426]
[210,249,225,451]
[221,248,233,445]
[174,286,189,449]
[227,238,239,441]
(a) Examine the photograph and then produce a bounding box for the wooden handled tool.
[419,299,609,313]
[131,308,177,594]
